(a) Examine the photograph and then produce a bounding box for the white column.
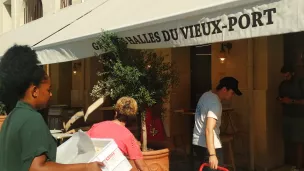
[54,0,61,11]
[11,0,22,28]
[0,2,4,34]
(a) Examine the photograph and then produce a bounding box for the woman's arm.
[29,155,103,171]
[133,159,149,171]
[125,133,149,171]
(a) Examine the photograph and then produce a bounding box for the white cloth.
[192,91,222,148]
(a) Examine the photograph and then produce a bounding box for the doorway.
[190,45,212,109]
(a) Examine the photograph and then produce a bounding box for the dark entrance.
[283,32,304,166]
[190,45,212,109]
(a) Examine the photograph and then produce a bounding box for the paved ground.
[169,151,212,171]
[169,155,294,171]
[169,151,249,171]
[169,152,194,171]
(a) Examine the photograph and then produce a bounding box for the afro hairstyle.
[0,45,47,113]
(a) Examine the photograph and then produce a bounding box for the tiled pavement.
[169,154,294,171]
[169,152,192,171]
[169,151,296,171]
[169,151,211,171]
[169,151,250,171]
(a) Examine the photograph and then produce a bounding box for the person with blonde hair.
[87,97,149,171]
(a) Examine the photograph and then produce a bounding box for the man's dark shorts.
[283,116,304,142]
[193,145,224,171]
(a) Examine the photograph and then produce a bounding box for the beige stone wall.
[211,36,284,169]
[253,36,284,169]
[84,56,104,123]
[154,47,191,139]
[154,48,172,137]
[252,37,269,169]
[169,47,192,151]
[212,39,251,167]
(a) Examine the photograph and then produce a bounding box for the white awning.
[1,0,304,64]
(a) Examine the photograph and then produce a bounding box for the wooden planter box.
[0,115,7,130]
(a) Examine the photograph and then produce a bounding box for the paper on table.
[56,131,96,164]
[62,97,104,131]
[52,133,72,139]
[63,111,85,131]
[84,97,104,121]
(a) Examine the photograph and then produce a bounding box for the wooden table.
[51,131,72,146]
[173,108,236,157]
[221,108,236,134]
[174,108,236,134]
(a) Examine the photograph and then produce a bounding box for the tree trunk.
[141,114,148,151]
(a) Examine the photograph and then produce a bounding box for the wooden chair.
[220,134,236,171]
[171,134,188,160]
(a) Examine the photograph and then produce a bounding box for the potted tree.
[0,102,7,130]
[91,32,179,170]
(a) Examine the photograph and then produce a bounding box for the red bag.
[199,163,229,171]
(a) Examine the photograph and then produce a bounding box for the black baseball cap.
[280,65,294,73]
[219,77,242,96]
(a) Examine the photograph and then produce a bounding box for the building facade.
[0,0,84,34]
[3,1,304,170]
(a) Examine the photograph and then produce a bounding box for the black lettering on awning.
[132,36,141,44]
[125,37,135,44]
[239,14,251,29]
[252,12,264,27]
[264,8,276,25]
[137,35,146,44]
[211,20,222,34]
[92,42,100,50]
[169,29,178,40]
[188,25,195,38]
[148,33,156,43]
[162,30,171,41]
[180,26,190,39]
[143,34,151,43]
[201,22,211,35]
[228,17,237,31]
[154,32,161,42]
[194,24,202,37]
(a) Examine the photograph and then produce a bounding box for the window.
[61,0,72,9]
[24,0,43,24]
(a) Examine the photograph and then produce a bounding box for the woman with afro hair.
[0,45,103,171]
